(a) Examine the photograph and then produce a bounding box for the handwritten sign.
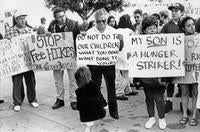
[184,34,200,72]
[76,33,120,66]
[127,33,185,77]
[29,32,76,70]
[0,35,32,78]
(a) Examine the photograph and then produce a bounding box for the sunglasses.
[96,20,106,24]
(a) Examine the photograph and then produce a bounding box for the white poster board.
[76,33,120,66]
[127,33,185,77]
[29,32,76,70]
[0,35,32,78]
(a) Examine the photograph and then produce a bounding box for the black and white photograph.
[0,0,200,131]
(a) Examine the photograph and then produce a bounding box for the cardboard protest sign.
[0,35,32,78]
[184,34,200,72]
[29,32,76,70]
[76,33,120,66]
[127,33,185,77]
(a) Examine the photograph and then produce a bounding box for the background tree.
[44,0,127,21]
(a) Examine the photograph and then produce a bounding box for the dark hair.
[159,10,169,19]
[118,14,133,30]
[40,17,46,23]
[141,16,158,34]
[53,7,65,18]
[134,9,143,16]
[107,15,117,29]
[87,20,95,30]
[151,13,160,21]
[74,66,91,87]
[179,16,195,33]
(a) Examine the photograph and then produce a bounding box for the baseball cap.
[14,11,27,18]
[168,3,185,12]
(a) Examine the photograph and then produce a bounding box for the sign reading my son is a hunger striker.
[29,32,76,70]
[0,35,32,78]
[127,33,185,78]
[76,33,120,66]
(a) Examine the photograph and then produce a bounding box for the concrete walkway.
[0,71,199,132]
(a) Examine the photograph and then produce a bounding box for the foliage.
[44,0,127,20]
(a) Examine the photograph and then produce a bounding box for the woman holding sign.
[140,16,167,130]
[176,16,198,126]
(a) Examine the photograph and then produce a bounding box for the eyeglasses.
[96,20,106,24]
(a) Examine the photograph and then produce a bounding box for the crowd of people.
[0,2,200,132]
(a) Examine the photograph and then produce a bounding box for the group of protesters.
[0,2,200,132]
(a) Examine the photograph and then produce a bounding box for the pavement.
[0,71,200,132]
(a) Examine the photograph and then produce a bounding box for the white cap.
[14,11,27,18]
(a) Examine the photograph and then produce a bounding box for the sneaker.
[104,105,108,109]
[159,118,167,130]
[145,117,156,129]
[14,105,21,112]
[30,102,39,108]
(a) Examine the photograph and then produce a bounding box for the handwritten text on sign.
[29,32,76,70]
[0,35,32,78]
[184,34,200,72]
[76,33,120,66]
[127,33,185,77]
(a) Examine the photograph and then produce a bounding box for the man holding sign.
[82,8,123,119]
[5,11,38,112]
[48,7,80,110]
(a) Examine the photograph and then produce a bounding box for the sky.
[0,0,82,27]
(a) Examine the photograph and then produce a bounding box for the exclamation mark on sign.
[178,59,181,69]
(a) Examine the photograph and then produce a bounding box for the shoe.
[159,118,167,130]
[70,101,77,110]
[145,117,156,129]
[116,95,128,100]
[125,91,138,96]
[110,112,119,119]
[179,117,189,125]
[189,118,198,126]
[0,99,4,104]
[30,102,39,108]
[165,100,173,113]
[52,99,64,109]
[14,105,21,112]
[180,103,191,115]
[130,83,135,87]
[175,92,181,97]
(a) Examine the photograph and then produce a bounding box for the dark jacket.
[48,18,80,52]
[75,81,107,122]
[160,20,182,33]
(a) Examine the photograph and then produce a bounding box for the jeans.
[12,70,36,105]
[143,83,166,119]
[53,69,77,102]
